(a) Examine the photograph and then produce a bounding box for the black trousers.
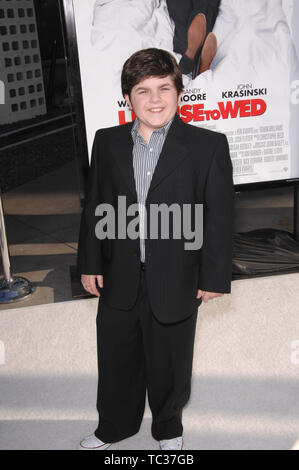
[166,0,221,55]
[94,265,199,443]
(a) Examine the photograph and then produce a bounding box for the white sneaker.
[78,433,112,450]
[159,436,184,450]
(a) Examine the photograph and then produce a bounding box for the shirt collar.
[131,116,174,143]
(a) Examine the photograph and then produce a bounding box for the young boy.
[77,48,234,450]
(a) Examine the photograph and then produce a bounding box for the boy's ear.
[178,89,183,104]
[124,93,132,110]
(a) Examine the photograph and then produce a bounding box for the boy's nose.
[150,92,161,102]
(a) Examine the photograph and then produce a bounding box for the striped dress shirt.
[131,117,174,263]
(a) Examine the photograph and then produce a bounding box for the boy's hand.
[196,289,224,303]
[81,274,103,297]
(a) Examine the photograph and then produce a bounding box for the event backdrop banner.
[69,0,299,186]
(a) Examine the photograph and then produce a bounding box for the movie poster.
[70,0,299,185]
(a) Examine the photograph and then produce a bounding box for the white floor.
[0,271,299,450]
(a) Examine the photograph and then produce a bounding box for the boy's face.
[125,75,182,135]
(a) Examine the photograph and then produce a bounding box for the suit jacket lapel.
[112,113,190,202]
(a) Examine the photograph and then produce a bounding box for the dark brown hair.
[121,48,184,98]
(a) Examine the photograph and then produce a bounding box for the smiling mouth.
[148,108,164,113]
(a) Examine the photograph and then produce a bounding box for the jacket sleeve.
[197,133,235,293]
[76,130,104,276]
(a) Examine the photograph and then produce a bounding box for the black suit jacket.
[77,113,235,323]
